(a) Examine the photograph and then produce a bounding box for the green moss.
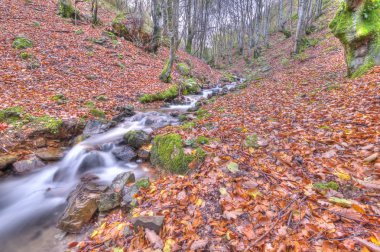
[20,52,32,59]
[52,93,66,101]
[139,85,178,103]
[177,63,190,76]
[196,109,211,120]
[135,178,150,189]
[181,121,196,130]
[32,116,63,134]
[223,72,236,82]
[0,106,24,124]
[58,0,80,19]
[150,134,205,174]
[313,181,339,191]
[330,0,380,77]
[96,95,108,101]
[90,108,106,118]
[85,101,95,108]
[196,136,210,145]
[12,37,33,49]
[159,60,172,83]
[182,78,201,95]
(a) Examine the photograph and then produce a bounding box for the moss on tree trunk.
[329,0,380,77]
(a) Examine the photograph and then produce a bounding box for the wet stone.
[13,155,45,174]
[131,216,164,234]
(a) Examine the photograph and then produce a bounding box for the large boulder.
[111,146,137,162]
[0,155,17,170]
[57,182,102,233]
[12,155,45,174]
[124,130,151,149]
[77,151,107,174]
[329,0,380,77]
[150,134,206,174]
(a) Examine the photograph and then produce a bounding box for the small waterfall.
[0,81,242,251]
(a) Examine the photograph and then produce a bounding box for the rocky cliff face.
[330,0,380,77]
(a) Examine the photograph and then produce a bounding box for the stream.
[0,80,242,252]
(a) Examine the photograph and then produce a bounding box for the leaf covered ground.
[76,2,379,251]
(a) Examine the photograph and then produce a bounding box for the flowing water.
[0,81,241,251]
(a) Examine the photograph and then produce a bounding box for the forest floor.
[77,1,380,251]
[1,0,380,251]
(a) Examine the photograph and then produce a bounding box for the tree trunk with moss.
[149,0,162,53]
[58,0,80,20]
[159,0,179,83]
[330,0,380,77]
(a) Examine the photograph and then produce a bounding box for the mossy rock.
[182,78,201,95]
[177,63,191,76]
[139,85,178,103]
[12,37,33,49]
[58,0,80,19]
[112,14,129,38]
[329,0,380,77]
[124,130,151,149]
[150,134,206,174]
[0,106,24,123]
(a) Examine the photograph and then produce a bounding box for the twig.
[354,237,380,252]
[246,196,307,250]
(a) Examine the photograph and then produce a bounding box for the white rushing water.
[0,80,242,251]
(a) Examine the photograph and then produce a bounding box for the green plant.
[196,136,210,145]
[12,36,33,49]
[281,58,290,66]
[118,62,125,69]
[0,106,24,124]
[52,93,66,101]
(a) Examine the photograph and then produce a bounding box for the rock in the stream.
[35,148,64,161]
[121,184,139,210]
[77,151,107,173]
[13,155,45,174]
[131,216,164,233]
[83,120,112,138]
[111,171,135,192]
[137,148,150,160]
[112,105,135,123]
[57,182,103,233]
[111,146,137,162]
[124,130,151,149]
[97,172,135,212]
[0,155,18,170]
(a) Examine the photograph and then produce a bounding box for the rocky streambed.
[0,78,245,252]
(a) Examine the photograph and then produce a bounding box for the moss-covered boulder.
[150,134,206,174]
[177,63,191,76]
[58,0,80,19]
[111,13,151,44]
[124,130,151,149]
[182,78,201,95]
[12,37,33,49]
[330,0,380,77]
